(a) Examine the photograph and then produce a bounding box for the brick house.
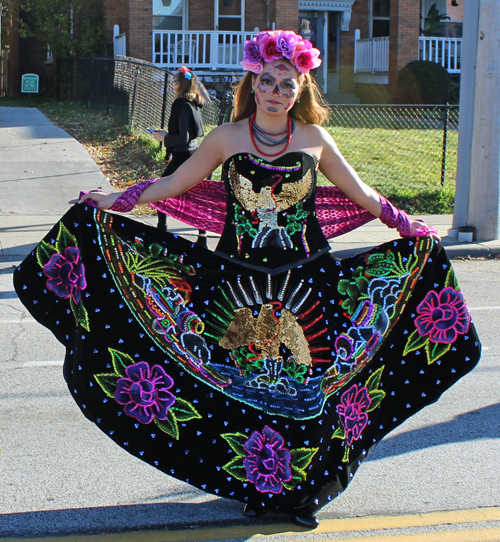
[102,0,462,103]
[2,0,462,102]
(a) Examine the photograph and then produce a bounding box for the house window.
[371,0,390,37]
[217,0,243,31]
[153,0,184,30]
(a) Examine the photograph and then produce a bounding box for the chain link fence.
[325,105,459,213]
[56,56,230,132]
[56,56,459,213]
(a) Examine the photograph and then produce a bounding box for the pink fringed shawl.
[149,180,375,240]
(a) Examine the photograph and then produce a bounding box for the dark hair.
[231,70,331,126]
[176,70,207,106]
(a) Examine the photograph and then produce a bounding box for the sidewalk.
[1,106,499,263]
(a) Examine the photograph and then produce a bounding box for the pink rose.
[275,30,302,59]
[240,59,263,73]
[292,40,322,73]
[259,33,282,63]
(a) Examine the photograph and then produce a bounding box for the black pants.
[157,150,195,231]
[157,150,207,247]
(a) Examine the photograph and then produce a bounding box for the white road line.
[0,319,38,323]
[22,361,64,367]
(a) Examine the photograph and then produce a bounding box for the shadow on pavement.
[368,402,500,461]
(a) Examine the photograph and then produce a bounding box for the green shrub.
[397,60,452,104]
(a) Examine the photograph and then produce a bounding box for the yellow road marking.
[3,507,500,542]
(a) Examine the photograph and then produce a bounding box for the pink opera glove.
[109,179,157,213]
[379,195,438,238]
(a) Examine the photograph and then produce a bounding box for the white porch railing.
[113,25,126,57]
[354,30,389,73]
[419,36,462,74]
[354,32,462,75]
[153,30,256,71]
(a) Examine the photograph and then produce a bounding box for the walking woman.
[14,30,480,528]
[151,66,206,244]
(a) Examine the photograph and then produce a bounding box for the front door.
[299,11,327,91]
[327,11,340,94]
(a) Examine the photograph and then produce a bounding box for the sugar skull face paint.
[252,60,301,114]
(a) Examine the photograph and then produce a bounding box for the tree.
[14,0,103,58]
[422,3,450,37]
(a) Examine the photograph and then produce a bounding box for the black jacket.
[164,98,204,154]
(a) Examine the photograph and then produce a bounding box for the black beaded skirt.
[13,204,481,513]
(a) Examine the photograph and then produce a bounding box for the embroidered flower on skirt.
[243,426,292,493]
[43,246,87,304]
[115,361,176,424]
[336,384,372,446]
[414,287,471,344]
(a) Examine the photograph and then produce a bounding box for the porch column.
[388,0,420,102]
[452,0,500,241]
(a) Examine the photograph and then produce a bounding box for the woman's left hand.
[409,218,441,241]
[151,130,167,142]
[69,190,122,210]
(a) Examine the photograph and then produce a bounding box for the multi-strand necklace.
[249,112,295,157]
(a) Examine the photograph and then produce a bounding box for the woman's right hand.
[68,191,122,210]
[151,130,167,142]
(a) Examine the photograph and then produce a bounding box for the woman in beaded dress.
[14,30,481,528]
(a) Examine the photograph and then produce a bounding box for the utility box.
[21,73,39,94]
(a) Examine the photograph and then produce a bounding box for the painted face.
[252,60,301,113]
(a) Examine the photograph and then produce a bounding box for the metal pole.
[440,104,449,187]
[130,66,140,130]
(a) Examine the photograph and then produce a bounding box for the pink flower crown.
[240,30,322,74]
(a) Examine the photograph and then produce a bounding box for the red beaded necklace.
[249,112,293,157]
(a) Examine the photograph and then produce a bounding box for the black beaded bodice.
[215,152,330,274]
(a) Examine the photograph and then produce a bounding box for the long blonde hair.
[231,71,330,126]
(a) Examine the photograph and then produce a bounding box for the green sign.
[21,73,39,94]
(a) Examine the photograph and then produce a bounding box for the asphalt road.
[1,257,499,540]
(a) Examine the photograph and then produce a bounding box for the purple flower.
[275,31,302,59]
[243,426,292,493]
[43,247,86,304]
[243,40,261,64]
[115,362,175,424]
[336,384,371,446]
[415,287,471,344]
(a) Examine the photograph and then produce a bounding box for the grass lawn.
[1,96,457,214]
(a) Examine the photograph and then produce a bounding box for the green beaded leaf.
[154,412,179,440]
[403,328,429,356]
[55,222,77,254]
[365,365,385,392]
[426,341,451,365]
[109,348,134,377]
[94,373,120,398]
[171,398,202,422]
[290,447,318,471]
[367,390,386,412]
[70,296,90,332]
[221,433,248,457]
[221,456,247,481]
[332,425,345,440]
[36,240,58,268]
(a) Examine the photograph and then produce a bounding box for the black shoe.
[243,504,268,517]
[195,236,208,248]
[291,513,320,528]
